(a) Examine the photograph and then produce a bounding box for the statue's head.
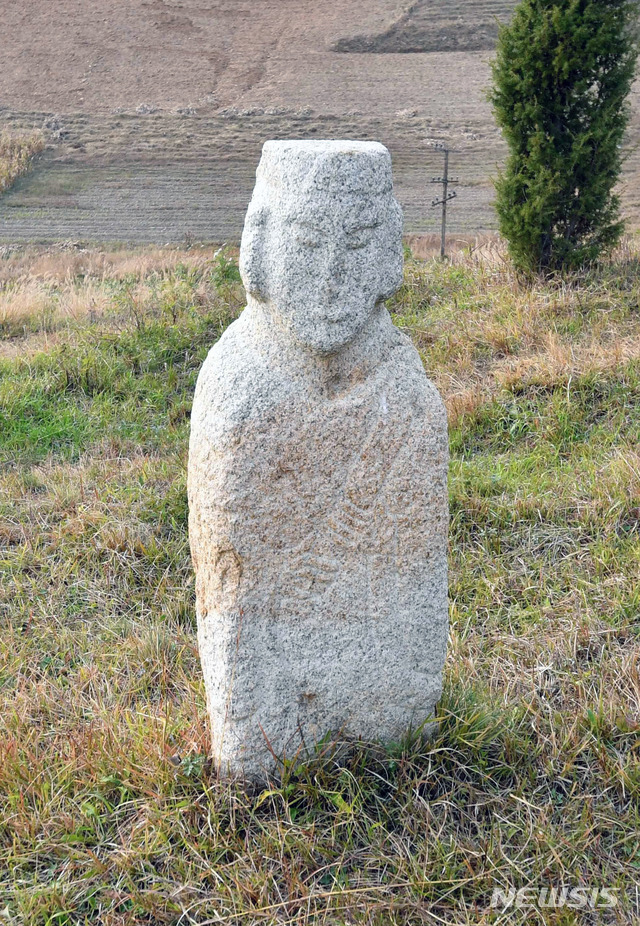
[240,140,404,355]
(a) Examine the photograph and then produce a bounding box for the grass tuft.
[0,131,45,194]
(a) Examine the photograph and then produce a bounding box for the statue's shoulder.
[191,310,289,449]
[382,325,447,426]
[195,310,260,392]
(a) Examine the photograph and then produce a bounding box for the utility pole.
[430,145,459,259]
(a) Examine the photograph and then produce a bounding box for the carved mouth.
[319,307,350,324]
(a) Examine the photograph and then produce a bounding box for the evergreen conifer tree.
[491,0,639,273]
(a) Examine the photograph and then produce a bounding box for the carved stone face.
[266,197,402,353]
[240,141,404,355]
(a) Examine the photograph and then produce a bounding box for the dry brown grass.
[396,237,640,428]
[0,243,227,284]
[0,244,235,351]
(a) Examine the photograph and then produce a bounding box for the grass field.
[0,242,639,923]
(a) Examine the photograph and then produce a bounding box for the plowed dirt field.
[1,0,639,243]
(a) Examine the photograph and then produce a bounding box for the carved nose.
[325,248,347,289]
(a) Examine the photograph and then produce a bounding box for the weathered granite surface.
[188,140,449,779]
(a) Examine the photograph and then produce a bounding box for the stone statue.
[188,140,449,780]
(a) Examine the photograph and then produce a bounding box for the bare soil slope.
[1,0,639,242]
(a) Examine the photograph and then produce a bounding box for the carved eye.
[347,228,376,249]
[347,237,369,250]
[294,229,321,248]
